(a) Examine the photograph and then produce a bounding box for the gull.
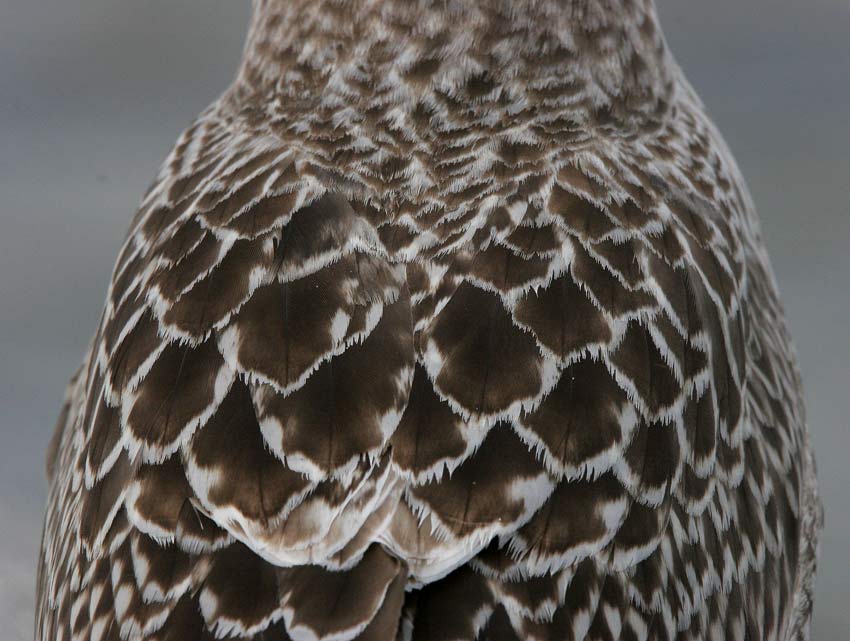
[36,1,822,639]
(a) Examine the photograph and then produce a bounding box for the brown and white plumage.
[36,1,822,639]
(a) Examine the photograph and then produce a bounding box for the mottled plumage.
[37,1,821,640]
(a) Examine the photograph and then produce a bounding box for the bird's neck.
[230,0,674,128]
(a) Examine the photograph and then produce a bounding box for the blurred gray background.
[0,1,847,639]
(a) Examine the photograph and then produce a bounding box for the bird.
[36,0,823,640]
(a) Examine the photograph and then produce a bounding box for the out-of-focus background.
[1,1,847,638]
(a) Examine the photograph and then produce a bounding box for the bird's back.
[36,1,821,640]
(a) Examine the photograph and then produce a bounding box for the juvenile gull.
[36,1,822,639]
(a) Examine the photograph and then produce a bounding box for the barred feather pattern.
[37,1,821,640]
